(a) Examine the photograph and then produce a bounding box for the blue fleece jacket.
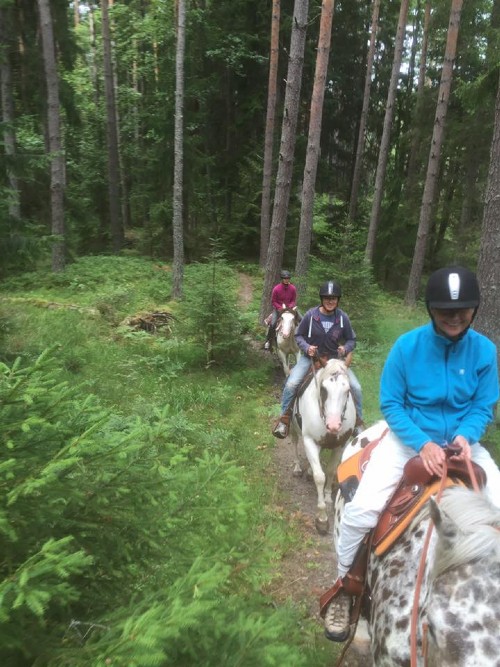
[380,322,499,452]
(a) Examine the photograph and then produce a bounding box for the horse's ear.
[430,497,459,543]
[429,497,442,529]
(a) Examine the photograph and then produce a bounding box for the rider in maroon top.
[264,270,299,350]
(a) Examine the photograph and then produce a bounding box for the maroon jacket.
[271,282,297,310]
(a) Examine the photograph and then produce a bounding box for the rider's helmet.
[425,266,480,310]
[280,270,291,280]
[425,266,480,340]
[319,280,342,299]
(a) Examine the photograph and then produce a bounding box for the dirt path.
[238,274,371,666]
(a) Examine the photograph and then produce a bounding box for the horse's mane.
[318,358,347,381]
[431,487,500,579]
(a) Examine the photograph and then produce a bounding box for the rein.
[410,449,481,667]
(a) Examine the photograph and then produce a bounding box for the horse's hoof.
[292,468,303,478]
[315,517,329,534]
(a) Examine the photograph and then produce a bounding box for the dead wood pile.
[122,311,177,334]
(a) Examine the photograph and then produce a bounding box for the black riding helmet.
[425,266,480,309]
[319,280,342,299]
[281,270,291,280]
[425,266,480,339]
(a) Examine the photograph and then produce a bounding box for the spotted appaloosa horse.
[275,308,300,376]
[333,422,500,667]
[291,358,355,534]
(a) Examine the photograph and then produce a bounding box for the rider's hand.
[450,435,471,461]
[337,345,345,358]
[420,441,446,476]
[307,345,318,357]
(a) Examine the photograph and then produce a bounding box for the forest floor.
[238,274,371,667]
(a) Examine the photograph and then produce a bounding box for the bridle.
[410,451,481,667]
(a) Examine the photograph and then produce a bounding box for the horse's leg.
[303,435,329,534]
[290,427,303,477]
[324,446,342,505]
[277,348,290,376]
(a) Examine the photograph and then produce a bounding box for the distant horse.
[275,308,300,376]
[291,358,356,534]
[333,425,500,666]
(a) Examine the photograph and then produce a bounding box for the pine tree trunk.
[259,0,281,268]
[295,0,335,297]
[365,0,410,264]
[172,0,186,299]
[37,0,65,272]
[475,70,500,369]
[101,0,123,253]
[260,0,309,324]
[405,0,463,306]
[405,0,431,196]
[348,0,380,222]
[0,7,20,221]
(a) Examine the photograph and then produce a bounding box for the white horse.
[333,424,500,666]
[291,358,356,534]
[275,308,300,376]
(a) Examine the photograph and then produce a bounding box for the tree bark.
[295,0,335,297]
[101,0,123,253]
[365,0,410,264]
[475,70,500,372]
[260,0,309,324]
[259,0,281,268]
[348,0,380,222]
[0,6,20,221]
[37,0,65,272]
[405,0,431,196]
[405,0,463,306]
[172,0,186,299]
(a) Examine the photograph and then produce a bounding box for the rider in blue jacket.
[323,266,500,643]
[272,280,364,438]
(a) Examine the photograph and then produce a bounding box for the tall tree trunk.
[259,0,281,268]
[405,0,463,305]
[101,0,123,252]
[295,0,335,297]
[348,0,380,222]
[108,0,130,232]
[475,70,500,371]
[172,0,186,299]
[365,0,410,264]
[405,0,431,195]
[37,0,65,272]
[74,0,80,27]
[0,6,20,221]
[259,0,309,324]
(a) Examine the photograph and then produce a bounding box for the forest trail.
[238,274,371,666]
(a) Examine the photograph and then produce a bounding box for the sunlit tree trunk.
[101,0,123,252]
[365,0,410,264]
[348,0,380,222]
[475,70,500,371]
[74,0,80,27]
[259,0,309,324]
[0,6,20,221]
[37,0,65,271]
[405,0,463,305]
[295,0,335,297]
[172,0,186,299]
[259,0,280,268]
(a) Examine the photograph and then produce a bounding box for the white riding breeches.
[336,430,500,578]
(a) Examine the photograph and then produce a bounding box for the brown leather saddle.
[320,436,487,616]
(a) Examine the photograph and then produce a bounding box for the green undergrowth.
[0,255,497,666]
